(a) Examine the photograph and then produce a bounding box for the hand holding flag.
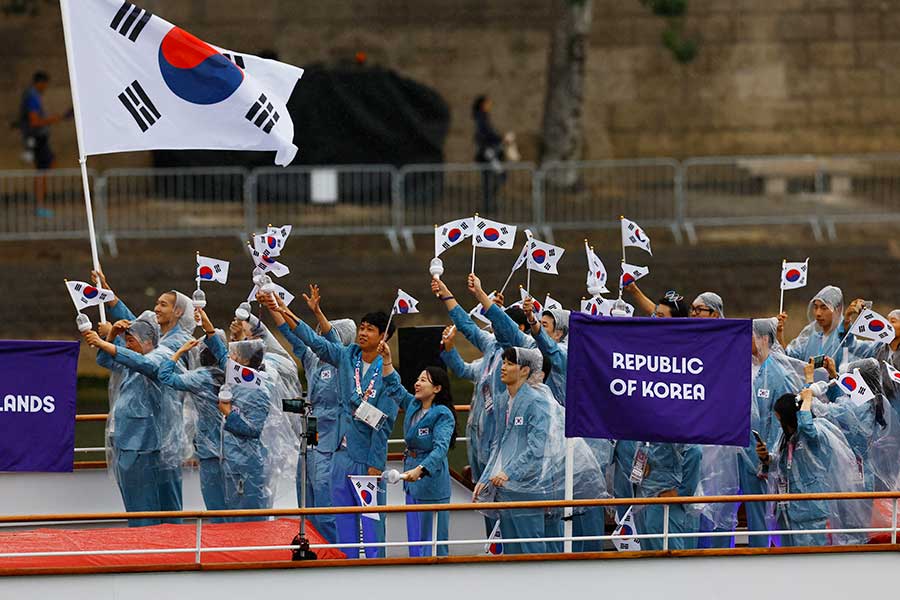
[349,475,381,520]
[247,281,294,306]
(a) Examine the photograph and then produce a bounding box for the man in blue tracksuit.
[263,285,398,558]
[262,293,356,543]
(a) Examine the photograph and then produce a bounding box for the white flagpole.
[470,213,479,275]
[60,0,105,322]
[619,216,626,301]
[564,438,574,553]
[526,265,531,294]
[779,259,786,315]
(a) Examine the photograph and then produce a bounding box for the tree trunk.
[540,0,604,186]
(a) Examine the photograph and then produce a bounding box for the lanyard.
[354,357,378,402]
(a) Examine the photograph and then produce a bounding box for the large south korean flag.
[60,0,304,166]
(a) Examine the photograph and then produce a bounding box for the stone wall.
[3,0,900,169]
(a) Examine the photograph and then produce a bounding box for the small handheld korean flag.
[473,217,517,249]
[780,259,809,291]
[349,475,380,521]
[60,0,304,166]
[435,218,474,257]
[227,359,266,389]
[581,297,603,316]
[620,263,649,289]
[511,240,529,273]
[837,369,877,406]
[393,289,420,315]
[850,309,896,344]
[247,282,294,306]
[468,292,496,327]
[484,520,503,555]
[267,224,292,241]
[621,217,652,255]
[250,247,290,278]
[196,255,229,284]
[527,238,565,274]
[66,280,115,310]
[544,293,563,311]
[585,242,609,295]
[518,287,543,313]
[612,507,641,552]
[883,361,900,387]
[253,232,285,258]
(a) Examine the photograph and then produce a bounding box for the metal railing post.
[674,161,686,240]
[392,167,404,233]
[892,498,898,545]
[532,166,545,228]
[194,516,202,564]
[662,504,670,551]
[431,510,439,557]
[243,169,257,235]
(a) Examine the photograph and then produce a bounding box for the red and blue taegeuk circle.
[484,228,500,242]
[448,228,462,242]
[241,368,255,382]
[83,286,99,299]
[159,27,244,105]
[531,249,547,264]
[869,320,886,332]
[398,299,410,314]
[622,274,636,287]
[841,376,857,391]
[199,266,214,280]
[785,269,801,282]
[360,490,373,503]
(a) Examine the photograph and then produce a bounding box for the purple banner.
[0,340,79,472]
[566,313,751,446]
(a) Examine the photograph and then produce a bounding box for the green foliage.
[1,0,50,16]
[640,0,698,64]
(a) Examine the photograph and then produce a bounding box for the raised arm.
[484,303,530,349]
[624,282,657,317]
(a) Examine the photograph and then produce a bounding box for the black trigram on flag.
[118,80,160,132]
[222,53,246,69]
[110,1,152,42]
[245,94,279,134]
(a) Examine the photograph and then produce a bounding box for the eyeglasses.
[691,305,714,315]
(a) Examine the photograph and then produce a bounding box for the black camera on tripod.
[282,396,317,447]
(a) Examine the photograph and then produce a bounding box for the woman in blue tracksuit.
[379,341,456,557]
[82,314,164,527]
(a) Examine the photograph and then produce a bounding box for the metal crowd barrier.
[0,492,896,565]
[4,155,900,246]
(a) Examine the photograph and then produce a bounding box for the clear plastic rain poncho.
[816,358,900,493]
[171,290,198,333]
[699,319,808,531]
[103,311,165,478]
[785,285,850,367]
[475,348,605,518]
[766,400,867,545]
[224,339,299,510]
[542,309,570,344]
[693,292,725,317]
[243,309,303,402]
[178,330,228,463]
